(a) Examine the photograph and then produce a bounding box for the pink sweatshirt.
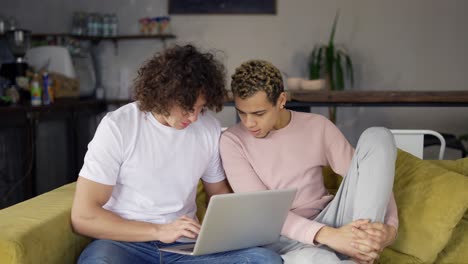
[220,111,398,245]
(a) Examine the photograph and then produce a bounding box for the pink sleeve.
[322,118,355,177]
[220,133,321,245]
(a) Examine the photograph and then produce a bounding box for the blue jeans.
[78,239,283,264]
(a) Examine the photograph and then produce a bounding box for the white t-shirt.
[79,102,225,224]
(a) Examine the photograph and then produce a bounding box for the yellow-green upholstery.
[432,157,468,264]
[0,150,467,264]
[435,219,468,264]
[379,248,422,264]
[196,181,207,223]
[389,150,468,263]
[320,150,468,264]
[431,158,468,176]
[0,183,90,264]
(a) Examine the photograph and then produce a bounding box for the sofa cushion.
[389,150,468,263]
[431,157,468,264]
[435,218,468,264]
[431,158,468,176]
[432,157,468,220]
[0,183,91,264]
[322,166,342,193]
[196,181,207,223]
[379,247,422,264]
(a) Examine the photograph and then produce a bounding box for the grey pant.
[264,127,397,264]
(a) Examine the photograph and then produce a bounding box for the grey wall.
[3,0,468,157]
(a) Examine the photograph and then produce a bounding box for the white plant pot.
[286,77,326,91]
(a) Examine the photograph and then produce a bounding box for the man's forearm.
[314,226,336,246]
[313,220,381,262]
[71,207,161,242]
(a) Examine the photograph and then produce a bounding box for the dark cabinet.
[0,100,106,208]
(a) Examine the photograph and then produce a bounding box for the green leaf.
[315,46,325,79]
[337,48,354,88]
[309,48,318,79]
[328,10,340,45]
[326,44,335,89]
[344,53,354,88]
[309,48,317,65]
[310,45,326,80]
[335,53,345,90]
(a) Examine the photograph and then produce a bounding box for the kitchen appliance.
[0,29,31,85]
[26,46,80,98]
[25,46,76,78]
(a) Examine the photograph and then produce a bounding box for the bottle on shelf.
[110,13,118,36]
[42,72,54,105]
[30,74,42,106]
[102,14,111,37]
[96,14,103,37]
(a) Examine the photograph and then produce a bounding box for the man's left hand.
[355,222,397,250]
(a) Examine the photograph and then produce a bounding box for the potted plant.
[309,11,354,123]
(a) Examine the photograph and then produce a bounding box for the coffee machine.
[0,29,31,86]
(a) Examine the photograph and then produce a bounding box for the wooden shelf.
[30,33,176,41]
[27,32,176,52]
[0,99,107,115]
[1,33,176,51]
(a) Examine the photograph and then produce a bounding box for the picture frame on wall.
[169,0,276,15]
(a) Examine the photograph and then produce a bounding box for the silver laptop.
[159,188,296,256]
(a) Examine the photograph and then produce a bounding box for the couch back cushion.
[322,166,342,194]
[431,157,468,220]
[432,157,468,264]
[431,158,468,176]
[434,218,468,263]
[389,150,468,263]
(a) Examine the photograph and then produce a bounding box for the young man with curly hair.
[220,60,399,264]
[71,46,282,264]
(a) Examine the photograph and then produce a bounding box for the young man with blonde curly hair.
[220,60,399,264]
[71,46,282,264]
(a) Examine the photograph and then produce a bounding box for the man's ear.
[277,92,287,108]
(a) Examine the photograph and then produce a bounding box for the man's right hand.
[156,216,201,243]
[315,219,380,263]
[73,177,202,243]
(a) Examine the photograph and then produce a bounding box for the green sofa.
[1,150,467,263]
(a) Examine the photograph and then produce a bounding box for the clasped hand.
[329,219,397,264]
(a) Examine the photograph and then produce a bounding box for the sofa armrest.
[0,183,91,264]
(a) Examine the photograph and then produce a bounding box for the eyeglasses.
[181,105,207,117]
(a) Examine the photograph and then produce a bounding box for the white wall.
[3,0,468,156]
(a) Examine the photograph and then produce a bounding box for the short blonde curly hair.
[231,60,283,105]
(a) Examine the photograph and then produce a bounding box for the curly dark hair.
[133,44,227,115]
[231,60,284,105]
